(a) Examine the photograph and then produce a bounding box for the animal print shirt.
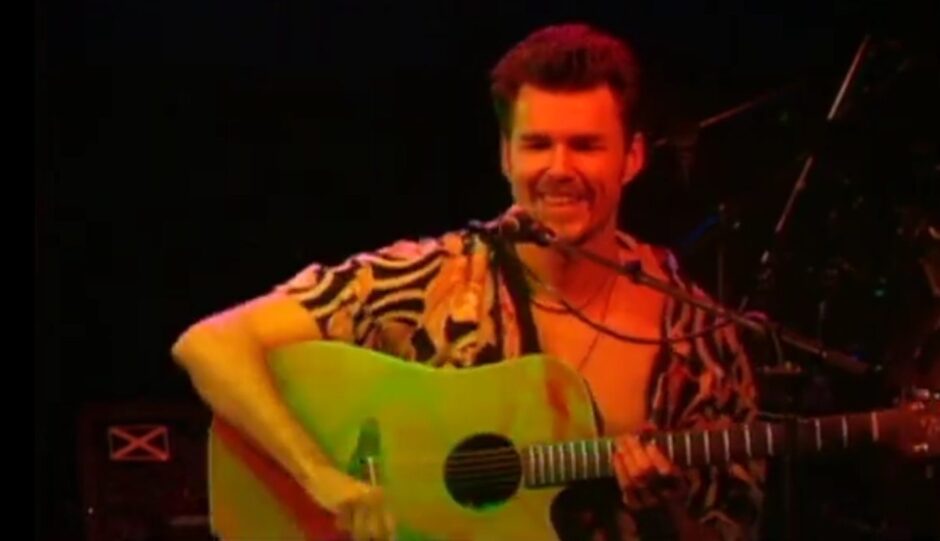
[275,224,765,541]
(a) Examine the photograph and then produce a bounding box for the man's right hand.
[171,293,397,540]
[305,466,397,541]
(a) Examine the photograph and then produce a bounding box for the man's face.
[501,83,644,244]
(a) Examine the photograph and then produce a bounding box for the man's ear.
[621,131,646,187]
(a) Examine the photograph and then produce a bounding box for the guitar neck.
[522,407,903,488]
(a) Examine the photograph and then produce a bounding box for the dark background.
[36,0,938,539]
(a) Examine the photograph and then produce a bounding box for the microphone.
[468,208,557,247]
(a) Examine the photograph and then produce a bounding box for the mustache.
[531,175,592,197]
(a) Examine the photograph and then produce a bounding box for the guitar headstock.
[895,389,940,459]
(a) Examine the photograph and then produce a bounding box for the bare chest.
[533,280,665,437]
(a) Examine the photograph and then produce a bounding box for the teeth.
[541,194,580,204]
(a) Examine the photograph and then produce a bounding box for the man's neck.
[515,225,621,306]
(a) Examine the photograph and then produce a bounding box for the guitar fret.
[580,440,588,478]
[841,416,848,449]
[547,445,555,484]
[528,447,536,485]
[567,442,575,481]
[684,432,691,466]
[593,440,601,477]
[537,446,545,485]
[703,431,711,465]
[562,444,567,480]
[667,433,675,462]
[723,430,730,462]
[744,424,752,459]
[542,445,554,484]
[766,424,774,456]
[814,419,822,451]
[871,412,879,442]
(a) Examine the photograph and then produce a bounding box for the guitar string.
[447,479,521,488]
[390,428,770,473]
[441,440,618,459]
[443,470,603,485]
[443,417,897,478]
[444,466,605,482]
[446,459,515,469]
[444,461,609,473]
[444,456,613,475]
[446,452,603,467]
[442,441,620,462]
[445,457,616,471]
[446,450,639,468]
[443,426,756,463]
[445,469,520,480]
[446,454,519,462]
[445,456,562,470]
[445,462,523,472]
[444,441,732,472]
[443,461,519,471]
[445,460,520,470]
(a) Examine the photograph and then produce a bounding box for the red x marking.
[108,424,170,462]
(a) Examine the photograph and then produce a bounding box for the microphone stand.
[477,216,869,373]
[541,236,874,376]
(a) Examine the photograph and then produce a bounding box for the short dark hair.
[490,23,642,139]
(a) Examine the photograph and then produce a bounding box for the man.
[172,23,764,540]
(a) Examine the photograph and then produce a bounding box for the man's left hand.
[613,433,688,510]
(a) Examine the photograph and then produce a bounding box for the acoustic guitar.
[206,341,938,540]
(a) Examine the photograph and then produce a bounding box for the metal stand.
[747,35,873,307]
[543,234,874,376]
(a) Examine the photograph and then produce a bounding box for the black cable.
[520,259,742,346]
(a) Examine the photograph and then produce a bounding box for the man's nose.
[547,145,573,176]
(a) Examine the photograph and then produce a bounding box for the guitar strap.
[488,236,542,355]
[484,230,631,540]
[484,231,607,433]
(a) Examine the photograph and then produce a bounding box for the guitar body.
[208,341,601,540]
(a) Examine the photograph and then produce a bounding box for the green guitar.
[207,341,939,540]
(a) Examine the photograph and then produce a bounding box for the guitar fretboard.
[521,408,902,488]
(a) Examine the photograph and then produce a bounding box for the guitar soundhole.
[444,434,521,510]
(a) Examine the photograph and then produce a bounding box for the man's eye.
[521,141,550,150]
[572,141,603,151]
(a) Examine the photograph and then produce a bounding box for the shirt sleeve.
[653,250,766,541]
[272,236,447,347]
